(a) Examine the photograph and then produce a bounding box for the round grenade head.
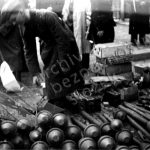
[84,124,100,141]
[129,145,140,150]
[17,118,32,134]
[31,141,49,150]
[37,110,52,129]
[53,113,68,129]
[1,121,17,138]
[98,135,116,150]
[46,128,64,147]
[78,137,97,150]
[0,141,14,150]
[110,119,123,132]
[114,110,127,121]
[65,125,82,143]
[29,129,42,143]
[62,140,77,150]
[100,123,113,136]
[116,129,133,145]
[11,134,24,149]
[115,145,129,150]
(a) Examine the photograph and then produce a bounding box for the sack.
[0,61,21,92]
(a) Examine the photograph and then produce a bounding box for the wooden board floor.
[0,72,43,125]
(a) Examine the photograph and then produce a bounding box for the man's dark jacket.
[0,23,25,72]
[23,10,84,100]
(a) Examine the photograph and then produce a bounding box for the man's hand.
[97,30,104,38]
[33,73,45,86]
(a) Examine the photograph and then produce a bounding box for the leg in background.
[139,34,146,45]
[131,33,137,46]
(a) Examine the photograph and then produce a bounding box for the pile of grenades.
[0,106,147,150]
[118,101,150,150]
[71,108,145,150]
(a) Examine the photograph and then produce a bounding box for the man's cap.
[1,0,25,13]
[0,0,25,25]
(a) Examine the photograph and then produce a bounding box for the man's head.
[1,0,28,25]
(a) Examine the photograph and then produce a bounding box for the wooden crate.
[93,42,132,58]
[90,62,132,75]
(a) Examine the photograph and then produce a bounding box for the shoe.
[131,39,137,46]
[131,41,137,46]
[140,37,146,45]
[140,41,145,45]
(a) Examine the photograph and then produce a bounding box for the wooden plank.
[0,92,36,125]
[0,83,42,114]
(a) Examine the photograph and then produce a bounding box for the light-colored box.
[93,42,132,58]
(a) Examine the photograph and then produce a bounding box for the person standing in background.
[87,0,116,44]
[129,0,150,46]
[62,0,91,69]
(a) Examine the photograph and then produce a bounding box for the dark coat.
[88,11,116,44]
[0,24,25,72]
[23,10,84,100]
[129,1,150,35]
[87,0,116,44]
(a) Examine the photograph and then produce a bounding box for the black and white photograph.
[0,0,150,149]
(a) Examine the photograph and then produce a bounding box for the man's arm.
[22,26,41,76]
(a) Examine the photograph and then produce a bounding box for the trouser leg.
[139,34,145,45]
[13,71,21,82]
[131,33,137,45]
[82,53,90,69]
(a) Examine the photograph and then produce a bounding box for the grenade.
[65,115,82,143]
[65,125,82,143]
[31,141,49,150]
[100,123,113,136]
[78,137,97,150]
[115,145,129,150]
[114,110,127,121]
[53,113,68,129]
[29,129,42,143]
[1,121,17,139]
[110,119,123,132]
[98,135,115,150]
[0,141,14,150]
[46,128,64,147]
[37,110,52,129]
[11,134,24,149]
[115,129,133,145]
[84,124,101,141]
[62,140,77,150]
[72,117,100,141]
[36,126,47,141]
[17,118,32,134]
[129,145,140,150]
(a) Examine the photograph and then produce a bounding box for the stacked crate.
[90,42,132,75]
